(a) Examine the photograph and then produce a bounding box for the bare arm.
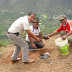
[48,30,58,37]
[28,36,34,44]
[62,30,72,40]
[67,30,72,36]
[28,36,37,48]
[26,30,41,42]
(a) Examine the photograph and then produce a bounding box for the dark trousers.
[27,41,44,49]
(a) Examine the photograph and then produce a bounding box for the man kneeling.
[26,18,44,49]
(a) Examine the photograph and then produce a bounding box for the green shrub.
[0,39,11,47]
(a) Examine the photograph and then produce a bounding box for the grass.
[0,39,11,47]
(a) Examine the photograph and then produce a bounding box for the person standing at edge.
[7,12,41,64]
[47,15,72,41]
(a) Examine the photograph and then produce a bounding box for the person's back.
[8,16,29,35]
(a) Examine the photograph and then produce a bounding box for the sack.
[40,52,50,59]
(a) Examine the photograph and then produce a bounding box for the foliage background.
[0,0,72,46]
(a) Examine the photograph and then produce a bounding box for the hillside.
[0,35,72,72]
[0,0,72,14]
[0,0,72,47]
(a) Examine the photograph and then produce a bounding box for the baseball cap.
[59,15,66,20]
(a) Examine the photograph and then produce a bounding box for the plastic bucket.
[55,37,69,55]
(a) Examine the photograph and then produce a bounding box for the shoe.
[11,58,21,63]
[24,59,35,64]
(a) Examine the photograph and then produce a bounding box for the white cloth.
[26,25,40,42]
[8,15,30,35]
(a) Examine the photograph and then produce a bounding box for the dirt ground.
[0,35,72,72]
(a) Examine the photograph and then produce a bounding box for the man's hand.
[32,43,37,48]
[62,35,67,40]
[36,37,41,42]
[35,34,39,37]
[43,36,49,40]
